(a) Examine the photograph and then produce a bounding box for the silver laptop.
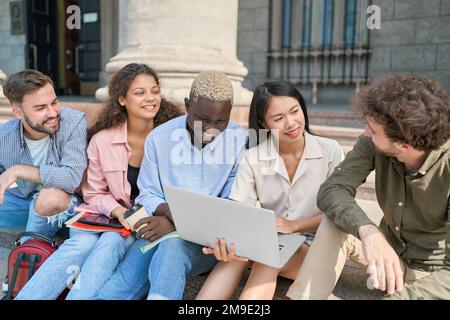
[164,185,306,269]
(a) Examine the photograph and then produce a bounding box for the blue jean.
[0,188,80,239]
[15,229,135,300]
[95,237,217,300]
[67,231,135,300]
[0,189,31,231]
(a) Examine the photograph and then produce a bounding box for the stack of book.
[65,208,132,237]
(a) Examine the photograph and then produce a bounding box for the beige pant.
[286,217,429,300]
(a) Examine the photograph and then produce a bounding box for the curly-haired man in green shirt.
[287,75,450,300]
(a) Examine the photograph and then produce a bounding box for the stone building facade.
[0,0,449,106]
[237,0,450,105]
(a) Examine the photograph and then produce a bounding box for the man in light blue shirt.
[95,71,247,300]
[0,70,87,236]
[134,113,245,219]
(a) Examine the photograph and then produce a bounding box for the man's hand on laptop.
[202,239,249,263]
[134,216,175,242]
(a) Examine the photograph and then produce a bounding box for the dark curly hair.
[352,75,450,152]
[88,63,184,140]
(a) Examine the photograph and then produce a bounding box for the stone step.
[0,101,365,128]
[0,100,13,126]
[0,99,10,110]
[308,125,376,201]
[0,103,365,148]
[0,115,12,126]
[310,124,363,147]
[231,105,365,129]
[0,107,12,117]
[0,100,105,127]
[231,111,364,152]
[308,108,364,128]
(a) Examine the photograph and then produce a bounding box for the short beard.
[374,144,401,158]
[23,112,60,135]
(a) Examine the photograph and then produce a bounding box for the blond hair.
[190,71,234,105]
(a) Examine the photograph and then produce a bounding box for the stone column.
[0,69,7,101]
[99,0,119,87]
[96,0,252,106]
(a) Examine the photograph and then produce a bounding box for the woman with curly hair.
[16,63,184,300]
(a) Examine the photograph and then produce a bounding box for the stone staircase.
[0,101,13,126]
[0,100,383,300]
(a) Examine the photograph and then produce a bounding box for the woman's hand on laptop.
[202,239,249,262]
[134,216,175,242]
[276,217,300,234]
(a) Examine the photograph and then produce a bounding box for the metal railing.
[268,0,372,104]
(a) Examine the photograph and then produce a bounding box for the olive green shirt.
[317,136,450,297]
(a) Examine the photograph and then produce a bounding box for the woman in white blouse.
[197,80,344,300]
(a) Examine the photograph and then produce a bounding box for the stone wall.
[370,0,450,88]
[236,0,450,103]
[237,0,270,90]
[1,1,448,91]
[0,0,26,77]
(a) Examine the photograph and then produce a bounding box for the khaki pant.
[286,217,430,300]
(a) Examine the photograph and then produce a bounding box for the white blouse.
[229,131,344,220]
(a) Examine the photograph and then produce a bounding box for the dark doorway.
[77,0,102,95]
[26,0,101,96]
[26,0,58,84]
[62,0,80,95]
